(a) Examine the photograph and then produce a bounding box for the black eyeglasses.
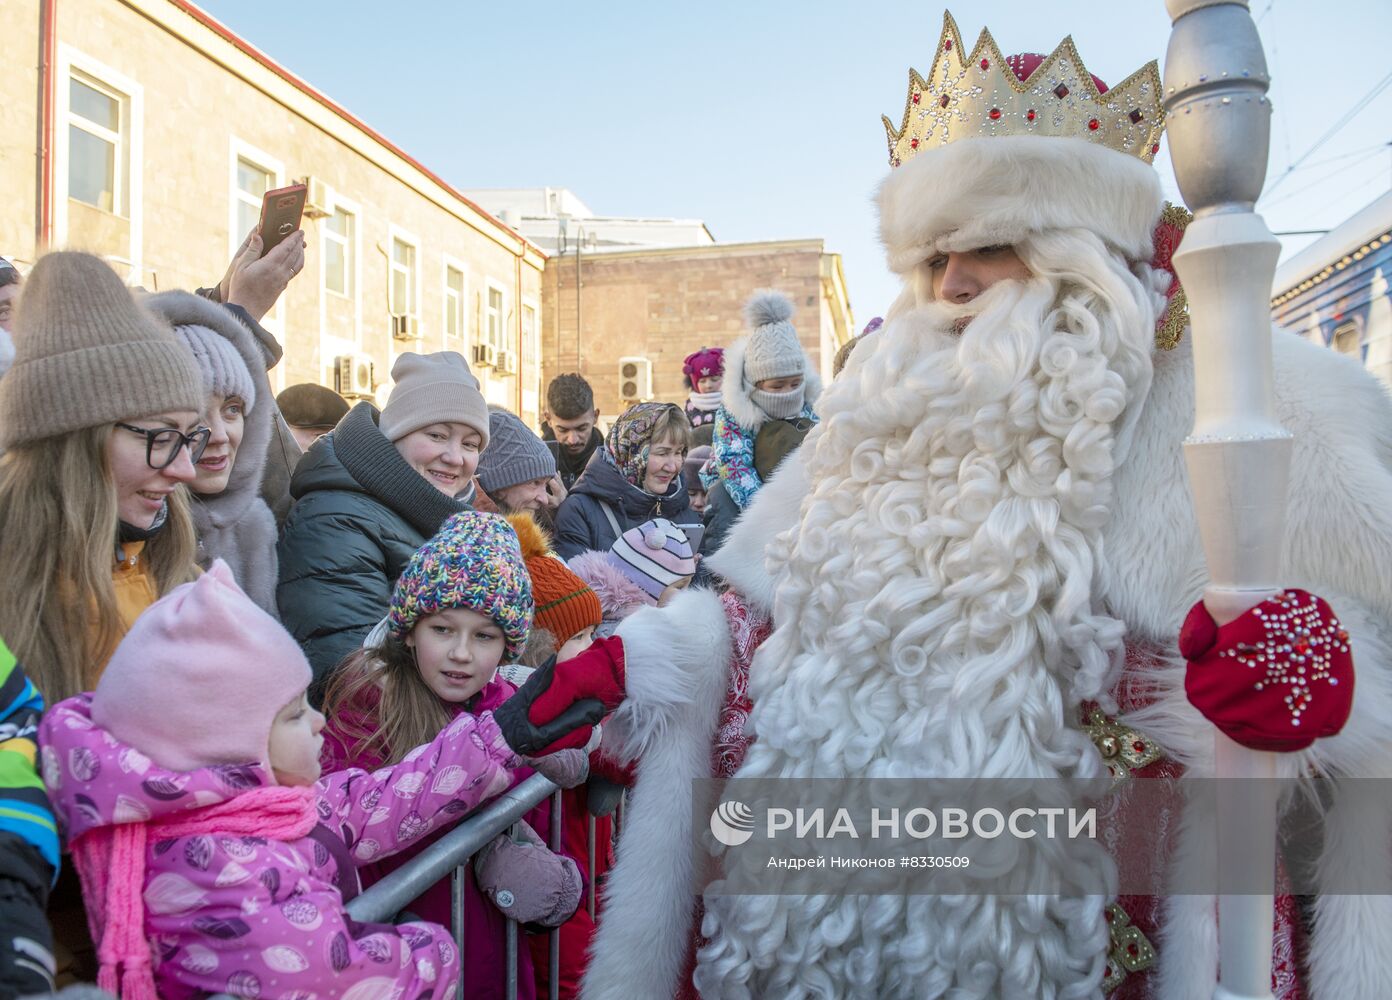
[116,423,212,470]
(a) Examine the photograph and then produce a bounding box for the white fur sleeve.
[605,585,733,762]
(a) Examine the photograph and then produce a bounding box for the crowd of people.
[6,14,1383,998]
[0,231,851,998]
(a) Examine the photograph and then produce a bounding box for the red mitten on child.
[474,822,582,927]
[1180,589,1354,752]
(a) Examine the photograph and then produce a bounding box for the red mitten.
[1181,589,1354,752]
[528,635,626,727]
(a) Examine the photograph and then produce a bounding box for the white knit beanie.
[742,290,804,384]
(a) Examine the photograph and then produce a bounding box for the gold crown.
[883,12,1165,168]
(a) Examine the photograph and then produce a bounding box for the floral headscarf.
[604,401,684,490]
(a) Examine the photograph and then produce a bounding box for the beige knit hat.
[0,252,204,449]
[379,351,490,447]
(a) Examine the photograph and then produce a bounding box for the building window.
[486,285,505,349]
[444,264,465,341]
[323,205,354,297]
[67,74,125,213]
[521,302,537,369]
[233,158,272,244]
[390,236,417,317]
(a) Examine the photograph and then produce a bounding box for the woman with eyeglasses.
[145,291,281,615]
[0,252,208,703]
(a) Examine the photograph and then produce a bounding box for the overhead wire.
[1261,69,1392,201]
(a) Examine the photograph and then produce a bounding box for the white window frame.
[387,225,421,320]
[54,44,143,280]
[318,187,363,365]
[320,195,358,301]
[442,256,468,345]
[484,279,508,352]
[227,138,284,260]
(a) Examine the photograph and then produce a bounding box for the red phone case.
[257,184,306,253]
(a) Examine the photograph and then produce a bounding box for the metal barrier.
[209,771,566,1000]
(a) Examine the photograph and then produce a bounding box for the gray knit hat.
[379,351,490,447]
[742,290,805,385]
[173,323,257,411]
[0,251,204,449]
[477,407,556,492]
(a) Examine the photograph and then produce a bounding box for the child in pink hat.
[39,561,586,1000]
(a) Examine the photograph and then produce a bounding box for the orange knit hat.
[508,513,603,645]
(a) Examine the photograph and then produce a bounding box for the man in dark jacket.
[542,373,604,490]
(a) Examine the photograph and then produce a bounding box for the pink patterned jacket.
[40,693,521,999]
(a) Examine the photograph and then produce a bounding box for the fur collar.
[719,333,823,434]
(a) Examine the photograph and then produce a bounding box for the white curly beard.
[694,233,1167,999]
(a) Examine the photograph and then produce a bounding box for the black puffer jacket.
[552,451,698,560]
[277,402,467,692]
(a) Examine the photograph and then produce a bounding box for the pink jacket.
[40,693,520,1000]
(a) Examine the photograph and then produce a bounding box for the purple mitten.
[473,822,582,927]
[523,746,591,789]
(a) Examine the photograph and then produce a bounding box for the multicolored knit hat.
[507,513,602,646]
[605,401,686,489]
[387,512,533,662]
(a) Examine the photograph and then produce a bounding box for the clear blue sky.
[197,0,1391,324]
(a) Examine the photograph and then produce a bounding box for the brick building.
[0,0,547,423]
[541,239,855,421]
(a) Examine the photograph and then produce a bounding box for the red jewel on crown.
[939,94,950,108]
[980,58,990,70]
[1026,109,1037,122]
[1088,118,1101,130]
[1053,83,1070,99]
[910,138,919,149]
[912,92,921,105]
[944,39,953,51]
[988,107,1002,120]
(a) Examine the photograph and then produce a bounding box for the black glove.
[586,775,626,817]
[494,655,607,758]
[0,834,56,998]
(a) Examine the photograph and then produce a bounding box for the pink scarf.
[71,785,319,999]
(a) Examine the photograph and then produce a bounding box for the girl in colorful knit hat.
[38,560,592,1000]
[322,511,587,1000]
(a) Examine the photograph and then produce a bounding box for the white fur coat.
[583,328,1392,1000]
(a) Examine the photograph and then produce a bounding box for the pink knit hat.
[91,561,312,774]
[606,518,697,604]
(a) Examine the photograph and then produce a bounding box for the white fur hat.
[877,135,1164,274]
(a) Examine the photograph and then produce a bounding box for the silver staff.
[1162,2,1286,998]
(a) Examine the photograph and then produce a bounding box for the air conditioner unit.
[496,349,517,375]
[390,314,419,341]
[334,354,375,398]
[472,343,498,368]
[299,175,331,220]
[618,356,653,401]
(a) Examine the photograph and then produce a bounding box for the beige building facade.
[541,239,855,422]
[0,0,548,424]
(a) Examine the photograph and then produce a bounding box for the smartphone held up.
[257,183,307,253]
